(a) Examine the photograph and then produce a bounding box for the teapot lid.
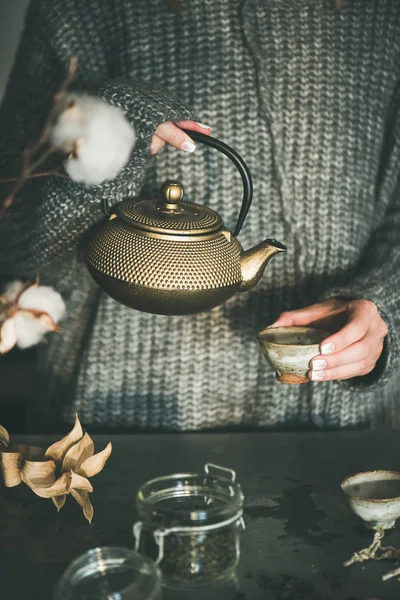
[117,181,223,236]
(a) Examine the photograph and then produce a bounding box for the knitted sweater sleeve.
[321,96,400,390]
[0,0,193,284]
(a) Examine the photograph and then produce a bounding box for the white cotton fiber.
[13,312,50,349]
[0,318,17,354]
[0,281,66,353]
[3,280,24,301]
[50,94,136,185]
[18,285,66,323]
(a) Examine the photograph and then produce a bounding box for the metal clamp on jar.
[133,463,245,585]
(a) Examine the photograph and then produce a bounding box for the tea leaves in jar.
[135,466,245,585]
[163,528,238,582]
[141,521,240,583]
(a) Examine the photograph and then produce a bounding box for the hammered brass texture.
[84,218,242,291]
[118,198,222,235]
[87,267,239,314]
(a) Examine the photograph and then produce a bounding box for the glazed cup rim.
[257,325,330,349]
[341,470,400,503]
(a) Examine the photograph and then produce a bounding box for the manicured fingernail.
[311,370,324,381]
[181,141,196,152]
[312,359,326,371]
[196,122,211,130]
[321,342,335,355]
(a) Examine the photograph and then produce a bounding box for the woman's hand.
[150,120,211,155]
[271,299,388,382]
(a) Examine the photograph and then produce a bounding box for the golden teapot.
[84,130,286,315]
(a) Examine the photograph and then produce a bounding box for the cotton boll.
[50,94,136,185]
[0,318,17,354]
[50,100,87,153]
[18,285,66,323]
[3,280,24,302]
[12,312,49,349]
[0,282,65,353]
[65,98,136,185]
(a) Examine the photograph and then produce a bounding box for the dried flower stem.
[0,56,77,220]
[344,526,400,576]
[344,528,385,567]
[0,164,68,185]
[382,565,400,582]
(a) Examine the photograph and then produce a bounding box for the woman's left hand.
[271,299,388,381]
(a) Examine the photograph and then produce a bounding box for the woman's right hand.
[150,120,211,155]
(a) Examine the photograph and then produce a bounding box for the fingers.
[271,299,388,382]
[175,120,212,133]
[150,120,211,155]
[308,300,388,381]
[150,134,166,155]
[151,121,195,154]
[309,361,375,381]
[271,299,347,328]
[309,334,385,381]
[317,300,386,356]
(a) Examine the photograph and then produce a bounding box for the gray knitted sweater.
[1,0,400,431]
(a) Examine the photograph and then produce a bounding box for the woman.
[0,0,398,431]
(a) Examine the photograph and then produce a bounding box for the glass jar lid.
[117,181,223,236]
[136,463,244,530]
[53,546,161,600]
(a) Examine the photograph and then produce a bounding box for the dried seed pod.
[0,416,112,523]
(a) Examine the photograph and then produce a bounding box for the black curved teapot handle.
[102,128,253,236]
[181,129,253,237]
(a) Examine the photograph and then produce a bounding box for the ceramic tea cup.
[256,326,329,384]
[341,470,400,530]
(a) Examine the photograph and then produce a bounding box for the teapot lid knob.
[115,178,222,234]
[160,180,184,210]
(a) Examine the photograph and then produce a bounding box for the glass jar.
[53,546,162,600]
[133,463,245,585]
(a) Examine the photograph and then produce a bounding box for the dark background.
[0,0,30,100]
[0,0,34,433]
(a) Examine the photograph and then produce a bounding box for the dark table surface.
[1,430,400,600]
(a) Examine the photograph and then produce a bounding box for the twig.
[28,145,58,174]
[345,527,400,574]
[382,565,400,582]
[0,166,68,184]
[344,528,385,567]
[0,56,77,219]
[31,56,77,154]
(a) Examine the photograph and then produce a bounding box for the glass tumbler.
[53,546,162,600]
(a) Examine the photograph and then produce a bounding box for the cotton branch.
[0,57,77,219]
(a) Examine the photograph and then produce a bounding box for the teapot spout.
[239,239,286,292]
